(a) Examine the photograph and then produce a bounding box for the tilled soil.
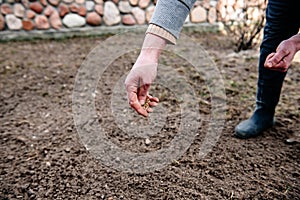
[0,31,299,199]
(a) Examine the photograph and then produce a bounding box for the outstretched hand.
[125,63,159,117]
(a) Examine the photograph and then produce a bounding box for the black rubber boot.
[235,78,283,138]
[235,49,286,139]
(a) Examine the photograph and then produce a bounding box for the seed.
[142,96,150,110]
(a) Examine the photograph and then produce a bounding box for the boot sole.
[234,131,261,139]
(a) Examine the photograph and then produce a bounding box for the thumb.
[265,53,275,68]
[270,49,290,66]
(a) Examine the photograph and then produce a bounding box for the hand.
[124,32,166,117]
[125,63,159,117]
[264,38,298,72]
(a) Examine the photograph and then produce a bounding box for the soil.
[0,31,299,200]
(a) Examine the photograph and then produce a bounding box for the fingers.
[137,83,150,105]
[271,60,288,72]
[124,63,158,117]
[128,94,159,117]
[127,90,149,117]
[266,61,288,72]
[272,49,289,64]
[264,53,275,68]
[125,84,159,117]
[144,94,159,113]
[148,94,159,103]
[265,50,290,72]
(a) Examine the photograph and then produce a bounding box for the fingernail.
[140,100,145,105]
[266,62,272,68]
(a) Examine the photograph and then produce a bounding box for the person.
[236,33,300,143]
[125,0,300,139]
[263,33,300,143]
[234,0,300,139]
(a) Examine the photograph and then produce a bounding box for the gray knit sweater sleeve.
[150,0,197,39]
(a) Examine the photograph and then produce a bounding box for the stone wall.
[0,0,265,33]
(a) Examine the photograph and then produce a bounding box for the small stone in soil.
[65,147,71,152]
[7,155,14,160]
[145,138,151,145]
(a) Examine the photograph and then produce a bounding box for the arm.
[125,0,196,117]
[124,33,165,117]
[264,33,300,72]
[148,0,196,43]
